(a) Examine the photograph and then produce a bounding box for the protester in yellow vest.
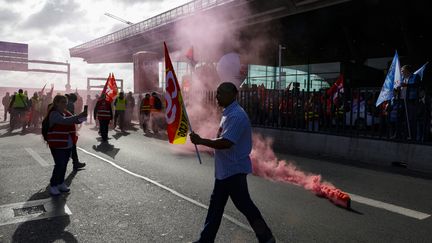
[114,91,127,131]
[8,89,28,133]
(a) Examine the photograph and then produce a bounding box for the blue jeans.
[198,174,274,243]
[50,148,72,186]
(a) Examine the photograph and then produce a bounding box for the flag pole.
[181,101,202,164]
[403,97,411,139]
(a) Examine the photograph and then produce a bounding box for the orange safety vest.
[96,100,112,120]
[140,98,151,113]
[149,96,162,113]
[46,110,77,148]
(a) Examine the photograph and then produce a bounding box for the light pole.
[278,44,286,90]
[65,62,71,92]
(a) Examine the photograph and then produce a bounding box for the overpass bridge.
[70,0,430,92]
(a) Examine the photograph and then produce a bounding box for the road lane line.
[77,147,253,232]
[78,147,430,226]
[349,193,430,220]
[25,148,50,167]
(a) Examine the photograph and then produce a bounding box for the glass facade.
[245,62,340,91]
[158,61,340,91]
[159,61,191,88]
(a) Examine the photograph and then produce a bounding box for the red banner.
[101,73,118,102]
[165,42,189,144]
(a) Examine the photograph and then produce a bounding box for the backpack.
[42,117,50,141]
[42,109,53,141]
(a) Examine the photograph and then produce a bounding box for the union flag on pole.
[326,74,344,103]
[164,42,189,144]
[101,73,118,102]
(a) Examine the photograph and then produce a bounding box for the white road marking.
[25,148,50,167]
[78,147,431,226]
[0,198,72,226]
[349,193,430,220]
[77,147,253,232]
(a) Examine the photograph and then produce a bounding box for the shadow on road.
[92,142,120,159]
[112,130,130,140]
[0,127,41,138]
[11,171,78,243]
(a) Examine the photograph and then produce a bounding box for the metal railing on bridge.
[70,0,240,56]
[200,88,432,145]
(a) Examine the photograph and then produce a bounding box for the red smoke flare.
[251,134,351,208]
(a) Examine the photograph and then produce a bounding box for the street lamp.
[278,44,286,90]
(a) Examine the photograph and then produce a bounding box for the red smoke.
[170,1,350,208]
[251,133,350,208]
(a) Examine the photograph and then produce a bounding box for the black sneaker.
[73,162,86,170]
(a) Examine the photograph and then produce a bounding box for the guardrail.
[70,0,238,56]
[201,88,432,145]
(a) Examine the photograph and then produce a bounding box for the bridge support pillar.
[133,51,159,93]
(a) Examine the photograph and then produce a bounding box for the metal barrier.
[203,88,432,144]
[70,0,240,56]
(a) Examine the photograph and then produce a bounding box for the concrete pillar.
[133,51,159,93]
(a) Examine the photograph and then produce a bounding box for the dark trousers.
[9,108,26,131]
[3,106,7,121]
[50,148,72,186]
[114,110,125,130]
[70,144,79,164]
[99,119,110,141]
[199,174,273,243]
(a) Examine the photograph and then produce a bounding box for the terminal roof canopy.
[70,0,430,66]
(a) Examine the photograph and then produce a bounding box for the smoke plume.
[169,1,350,207]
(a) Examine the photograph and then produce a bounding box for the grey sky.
[0,0,190,91]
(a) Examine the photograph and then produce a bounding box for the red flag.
[326,74,344,102]
[165,42,189,144]
[101,73,118,102]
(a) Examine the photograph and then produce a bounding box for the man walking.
[190,82,275,243]
[114,91,126,131]
[2,92,10,121]
[94,93,113,142]
[8,89,28,132]
[139,93,151,133]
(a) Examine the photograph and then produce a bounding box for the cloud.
[108,0,160,4]
[0,0,191,91]
[0,8,19,22]
[21,0,85,31]
[110,23,129,33]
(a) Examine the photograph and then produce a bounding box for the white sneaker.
[57,183,70,193]
[49,186,61,196]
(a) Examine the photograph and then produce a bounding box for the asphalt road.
[0,120,431,242]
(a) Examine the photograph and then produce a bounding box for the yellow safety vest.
[305,111,319,120]
[115,98,126,111]
[12,94,27,108]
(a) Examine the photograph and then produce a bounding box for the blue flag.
[414,62,428,81]
[376,51,401,107]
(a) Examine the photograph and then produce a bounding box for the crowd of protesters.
[2,63,429,144]
[2,88,57,133]
[1,89,166,137]
[235,67,431,143]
